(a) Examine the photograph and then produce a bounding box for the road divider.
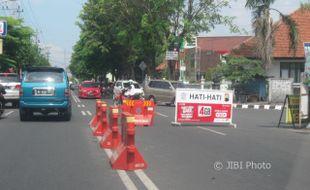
[110,112,147,170]
[100,106,121,149]
[122,100,155,127]
[93,103,108,136]
[89,99,103,128]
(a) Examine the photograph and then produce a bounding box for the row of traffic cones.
[89,99,147,170]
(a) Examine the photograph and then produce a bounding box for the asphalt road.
[0,91,309,190]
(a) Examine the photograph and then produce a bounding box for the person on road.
[125,79,136,97]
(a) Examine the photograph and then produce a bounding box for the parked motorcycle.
[0,84,6,117]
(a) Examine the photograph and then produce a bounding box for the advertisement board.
[174,88,234,124]
[285,95,300,124]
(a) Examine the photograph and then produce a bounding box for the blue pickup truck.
[19,67,72,121]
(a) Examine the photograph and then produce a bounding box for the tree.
[216,56,265,83]
[0,17,49,72]
[70,0,238,81]
[166,0,240,79]
[245,0,298,68]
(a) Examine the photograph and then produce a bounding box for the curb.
[233,104,283,110]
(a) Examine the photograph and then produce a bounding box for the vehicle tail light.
[19,88,23,97]
[15,84,21,89]
[65,88,70,97]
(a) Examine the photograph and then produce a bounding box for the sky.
[0,0,307,68]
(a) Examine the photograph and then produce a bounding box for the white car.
[113,80,144,98]
[0,73,21,107]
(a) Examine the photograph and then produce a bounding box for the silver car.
[0,73,21,107]
[144,79,185,105]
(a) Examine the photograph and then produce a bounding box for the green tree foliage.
[0,17,49,72]
[245,0,298,68]
[70,0,237,81]
[216,56,265,82]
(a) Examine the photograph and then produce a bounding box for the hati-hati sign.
[173,88,235,126]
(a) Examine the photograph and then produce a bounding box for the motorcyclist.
[124,79,136,97]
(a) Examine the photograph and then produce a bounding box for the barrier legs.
[110,113,147,170]
[93,103,108,136]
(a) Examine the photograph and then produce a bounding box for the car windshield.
[82,82,100,88]
[0,74,19,82]
[171,82,186,89]
[124,82,140,88]
[24,71,64,83]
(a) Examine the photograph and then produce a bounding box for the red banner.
[176,103,232,123]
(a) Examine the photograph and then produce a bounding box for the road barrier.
[93,103,108,136]
[89,99,103,128]
[100,106,121,149]
[122,100,155,127]
[110,112,147,170]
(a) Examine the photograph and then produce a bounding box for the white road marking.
[155,112,168,118]
[77,105,81,108]
[198,126,227,136]
[96,136,138,190]
[82,104,85,107]
[86,111,92,116]
[72,95,77,103]
[135,170,159,190]
[81,111,86,116]
[3,111,14,117]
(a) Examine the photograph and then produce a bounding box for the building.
[233,8,310,85]
[186,36,252,81]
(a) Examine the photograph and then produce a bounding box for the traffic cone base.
[110,144,147,170]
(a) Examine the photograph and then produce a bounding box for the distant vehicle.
[78,81,101,99]
[19,67,72,121]
[70,83,79,91]
[113,80,144,101]
[144,79,185,105]
[0,73,21,107]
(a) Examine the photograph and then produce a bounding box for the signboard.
[0,20,7,37]
[174,88,233,124]
[285,95,300,124]
[268,78,293,103]
[304,42,310,85]
[139,61,147,71]
[165,51,178,60]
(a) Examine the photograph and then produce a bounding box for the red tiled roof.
[197,36,252,52]
[232,8,310,58]
[273,8,310,58]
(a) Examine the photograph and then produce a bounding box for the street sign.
[165,51,178,60]
[0,20,7,37]
[174,88,234,124]
[139,61,147,71]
